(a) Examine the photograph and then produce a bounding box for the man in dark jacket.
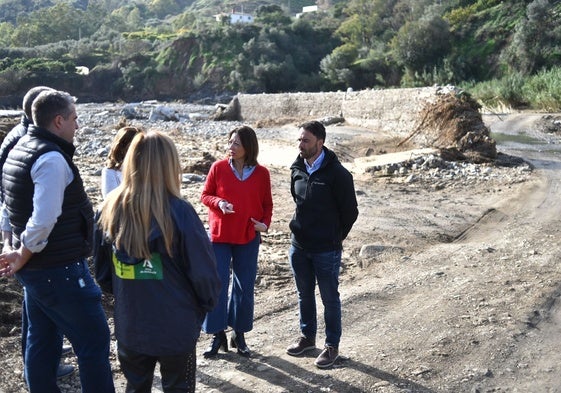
[286,120,358,368]
[0,90,114,392]
[0,86,52,205]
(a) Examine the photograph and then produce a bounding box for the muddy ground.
[1,108,561,393]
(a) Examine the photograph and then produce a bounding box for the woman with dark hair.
[200,125,273,358]
[101,126,142,199]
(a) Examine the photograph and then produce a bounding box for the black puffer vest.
[0,116,29,202]
[2,125,93,268]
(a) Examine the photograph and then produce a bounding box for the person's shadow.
[196,349,437,392]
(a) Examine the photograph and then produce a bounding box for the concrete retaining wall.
[237,86,439,135]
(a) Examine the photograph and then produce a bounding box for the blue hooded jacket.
[96,196,220,356]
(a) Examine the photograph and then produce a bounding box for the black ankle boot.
[230,331,250,357]
[203,330,228,358]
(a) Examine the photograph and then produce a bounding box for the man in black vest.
[0,85,75,380]
[0,90,114,392]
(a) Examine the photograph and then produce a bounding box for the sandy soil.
[1,110,561,392]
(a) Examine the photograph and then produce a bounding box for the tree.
[320,43,358,89]
[501,0,561,75]
[390,14,451,78]
[106,4,145,32]
[149,0,186,19]
[11,3,94,46]
[0,22,14,46]
[335,1,383,49]
[255,4,291,26]
[0,0,21,23]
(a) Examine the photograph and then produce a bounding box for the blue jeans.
[202,234,260,334]
[289,245,342,348]
[16,260,114,393]
[21,299,64,360]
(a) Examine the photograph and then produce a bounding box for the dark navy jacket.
[0,115,29,202]
[289,146,359,252]
[97,196,220,356]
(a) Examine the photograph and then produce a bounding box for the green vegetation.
[465,68,561,112]
[0,0,559,109]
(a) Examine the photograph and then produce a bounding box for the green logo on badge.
[113,253,163,280]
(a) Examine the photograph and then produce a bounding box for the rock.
[181,173,206,183]
[211,96,241,121]
[359,244,387,258]
[120,104,140,119]
[148,105,180,121]
[319,116,345,126]
[359,244,405,259]
[188,112,210,121]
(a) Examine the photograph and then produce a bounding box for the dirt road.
[2,111,561,392]
[185,114,561,393]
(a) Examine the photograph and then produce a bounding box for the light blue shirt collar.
[229,159,256,180]
[305,149,325,175]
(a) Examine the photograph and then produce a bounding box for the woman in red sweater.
[200,125,273,358]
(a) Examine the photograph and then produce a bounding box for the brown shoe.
[314,345,338,368]
[286,336,316,356]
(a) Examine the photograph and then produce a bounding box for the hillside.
[0,0,559,108]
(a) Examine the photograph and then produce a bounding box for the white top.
[101,167,122,199]
[1,151,73,252]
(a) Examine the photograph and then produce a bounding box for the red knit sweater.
[201,159,273,244]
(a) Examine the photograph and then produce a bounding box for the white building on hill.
[215,10,254,24]
[296,5,319,18]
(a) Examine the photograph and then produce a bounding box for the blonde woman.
[101,126,142,199]
[98,131,220,393]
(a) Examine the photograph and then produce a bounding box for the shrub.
[523,67,561,111]
[466,66,561,111]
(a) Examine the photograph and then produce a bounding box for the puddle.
[490,132,547,145]
[491,131,561,160]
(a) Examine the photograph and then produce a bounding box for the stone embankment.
[2,87,440,139]
[237,86,440,134]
